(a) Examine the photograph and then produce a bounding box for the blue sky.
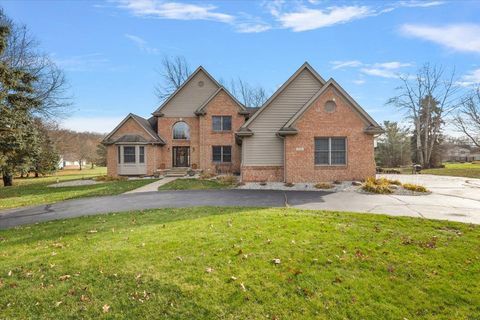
[3,0,480,133]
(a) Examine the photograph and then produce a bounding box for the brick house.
[103,62,383,182]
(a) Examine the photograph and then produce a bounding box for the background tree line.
[378,64,479,168]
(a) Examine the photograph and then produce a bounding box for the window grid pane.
[314,138,346,165]
[222,146,232,163]
[123,146,136,163]
[139,146,145,164]
[212,116,222,131]
[212,146,222,162]
[222,116,232,131]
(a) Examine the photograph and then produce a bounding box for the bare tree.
[154,55,191,102]
[0,10,71,119]
[228,78,268,108]
[387,64,462,168]
[454,88,480,147]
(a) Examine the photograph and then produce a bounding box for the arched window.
[173,121,190,140]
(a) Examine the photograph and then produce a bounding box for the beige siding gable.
[161,70,219,117]
[243,68,323,165]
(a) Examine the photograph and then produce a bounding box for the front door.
[173,147,190,167]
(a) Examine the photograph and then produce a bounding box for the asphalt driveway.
[1,174,480,229]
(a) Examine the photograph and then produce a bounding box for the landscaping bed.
[0,207,478,319]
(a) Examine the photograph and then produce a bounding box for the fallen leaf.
[55,301,63,307]
[8,270,12,276]
[240,283,246,291]
[272,258,281,265]
[59,275,71,281]
[88,230,97,234]
[102,304,110,313]
[205,267,214,273]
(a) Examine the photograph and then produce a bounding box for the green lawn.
[384,162,480,179]
[158,178,234,191]
[0,168,156,209]
[1,207,479,319]
[422,162,480,179]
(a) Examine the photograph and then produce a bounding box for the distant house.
[58,157,87,169]
[102,62,383,182]
[442,145,480,162]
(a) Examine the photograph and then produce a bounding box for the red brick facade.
[105,65,380,182]
[284,86,376,183]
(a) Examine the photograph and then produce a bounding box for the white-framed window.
[212,116,232,131]
[212,145,232,163]
[314,137,346,165]
[118,145,146,165]
[173,121,190,140]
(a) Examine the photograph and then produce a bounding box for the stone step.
[165,173,187,177]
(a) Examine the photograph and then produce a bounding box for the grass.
[0,168,156,210]
[158,178,235,191]
[422,162,480,179]
[383,162,480,179]
[0,207,479,319]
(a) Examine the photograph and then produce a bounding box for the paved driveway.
[1,174,479,229]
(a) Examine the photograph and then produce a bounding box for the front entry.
[172,146,190,167]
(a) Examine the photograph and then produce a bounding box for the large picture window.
[173,121,190,140]
[123,146,136,163]
[212,146,232,163]
[212,116,232,131]
[314,137,346,165]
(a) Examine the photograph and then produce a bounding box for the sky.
[2,0,480,133]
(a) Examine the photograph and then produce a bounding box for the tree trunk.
[79,160,82,170]
[35,171,39,178]
[415,119,423,166]
[2,172,13,187]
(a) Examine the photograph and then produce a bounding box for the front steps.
[165,167,189,177]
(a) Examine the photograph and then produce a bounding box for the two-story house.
[102,62,383,182]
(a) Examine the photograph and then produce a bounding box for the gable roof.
[102,113,166,145]
[152,66,221,116]
[241,62,326,129]
[194,87,247,116]
[281,78,384,134]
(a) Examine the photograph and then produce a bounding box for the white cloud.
[457,68,480,87]
[114,0,271,33]
[61,116,125,133]
[401,24,480,54]
[330,60,362,70]
[116,0,233,23]
[331,60,412,78]
[276,5,373,32]
[236,23,271,33]
[55,53,109,72]
[352,79,366,85]
[397,1,444,8]
[124,33,159,54]
[361,62,411,78]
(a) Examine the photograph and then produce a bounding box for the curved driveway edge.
[1,184,480,229]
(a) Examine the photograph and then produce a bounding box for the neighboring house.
[442,145,480,162]
[58,157,87,169]
[103,62,383,182]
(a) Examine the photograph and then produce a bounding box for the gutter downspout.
[276,133,286,183]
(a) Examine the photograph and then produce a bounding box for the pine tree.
[0,24,40,186]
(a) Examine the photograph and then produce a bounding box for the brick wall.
[106,118,162,176]
[157,117,199,169]
[284,86,376,183]
[198,90,244,174]
[241,166,284,182]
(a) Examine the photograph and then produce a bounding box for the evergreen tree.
[0,24,40,186]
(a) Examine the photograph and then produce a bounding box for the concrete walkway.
[124,177,177,194]
[1,174,479,229]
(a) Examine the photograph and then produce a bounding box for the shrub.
[314,182,333,189]
[284,182,294,187]
[217,175,237,185]
[362,177,393,194]
[200,172,216,179]
[403,183,428,193]
[259,181,267,186]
